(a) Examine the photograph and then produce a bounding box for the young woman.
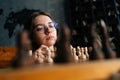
[29,11,72,64]
[29,11,58,63]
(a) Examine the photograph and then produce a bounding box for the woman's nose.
[45,27,52,34]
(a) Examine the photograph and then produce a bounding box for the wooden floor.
[0,59,120,80]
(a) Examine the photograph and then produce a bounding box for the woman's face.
[32,15,57,47]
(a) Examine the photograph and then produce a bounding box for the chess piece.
[77,46,82,59]
[100,19,116,59]
[84,47,89,59]
[111,25,120,57]
[37,56,44,63]
[89,23,105,60]
[46,47,53,63]
[36,50,44,63]
[70,45,74,55]
[54,24,73,63]
[28,50,32,56]
[80,47,87,61]
[73,48,79,62]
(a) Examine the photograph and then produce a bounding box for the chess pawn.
[28,50,32,56]
[77,46,82,58]
[36,50,44,64]
[37,56,44,63]
[46,47,53,63]
[70,45,74,55]
[73,48,79,62]
[84,47,89,60]
[80,47,87,61]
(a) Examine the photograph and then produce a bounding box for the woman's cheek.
[35,34,46,44]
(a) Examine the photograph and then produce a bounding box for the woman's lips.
[46,36,55,40]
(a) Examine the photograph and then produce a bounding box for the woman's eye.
[49,22,58,28]
[36,27,43,31]
[49,25,54,28]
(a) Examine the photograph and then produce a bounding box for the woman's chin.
[46,41,56,47]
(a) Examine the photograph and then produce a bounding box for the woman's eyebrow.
[48,21,52,24]
[34,24,44,27]
[35,21,52,27]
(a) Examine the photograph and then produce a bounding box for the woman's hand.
[33,45,52,63]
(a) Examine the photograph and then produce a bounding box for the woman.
[29,11,57,63]
[13,11,59,67]
[29,11,72,64]
[13,11,88,67]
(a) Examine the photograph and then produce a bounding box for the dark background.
[0,0,67,46]
[0,0,120,48]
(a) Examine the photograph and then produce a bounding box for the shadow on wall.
[4,8,41,38]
